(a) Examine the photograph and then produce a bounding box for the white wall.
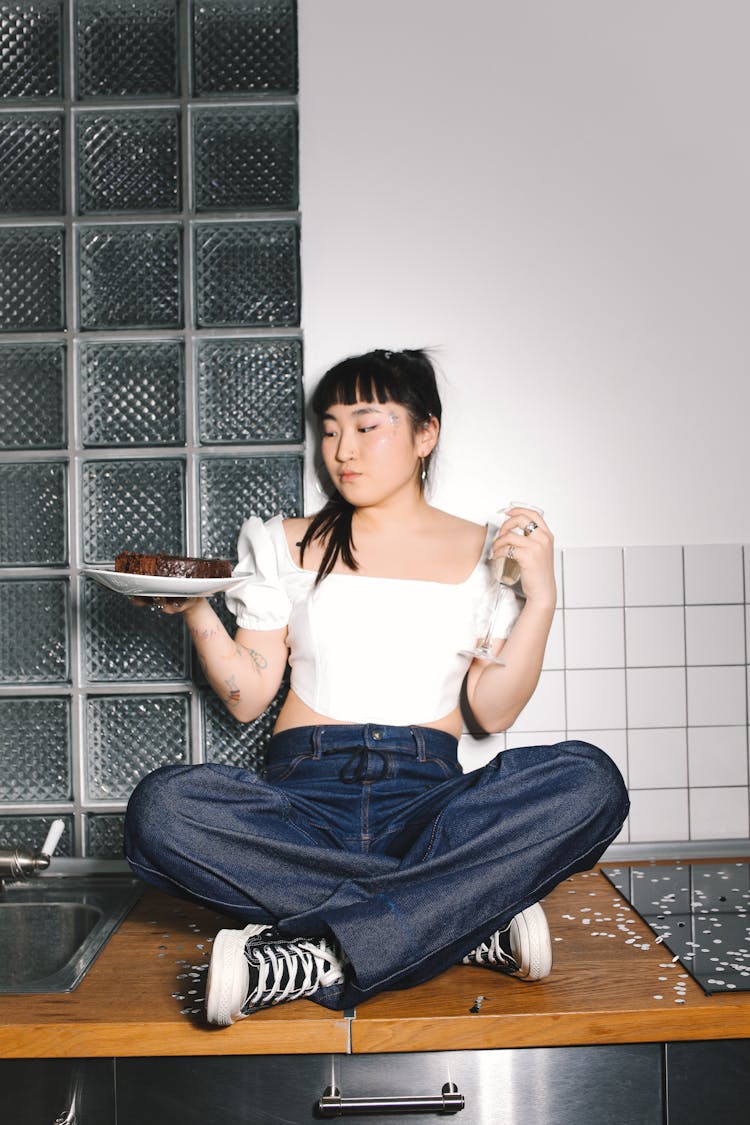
[298,0,750,548]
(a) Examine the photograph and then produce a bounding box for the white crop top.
[225,515,521,726]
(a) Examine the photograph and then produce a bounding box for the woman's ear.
[418,415,440,457]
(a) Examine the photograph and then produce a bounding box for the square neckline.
[273,516,495,589]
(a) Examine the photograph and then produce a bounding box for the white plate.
[85,568,246,598]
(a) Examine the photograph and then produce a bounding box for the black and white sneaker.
[462,902,552,980]
[206,925,346,1026]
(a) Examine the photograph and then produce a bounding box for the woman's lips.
[338,471,360,483]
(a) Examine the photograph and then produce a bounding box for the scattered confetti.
[601,860,750,995]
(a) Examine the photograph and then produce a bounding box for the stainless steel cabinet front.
[0,1058,115,1124]
[116,1045,663,1125]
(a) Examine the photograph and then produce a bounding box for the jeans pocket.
[423,754,463,780]
[263,753,315,785]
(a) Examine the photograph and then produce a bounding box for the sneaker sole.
[205,924,270,1027]
[511,902,553,980]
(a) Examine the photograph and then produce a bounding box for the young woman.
[124,348,629,1026]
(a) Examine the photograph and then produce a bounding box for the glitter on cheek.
[366,412,404,456]
[372,428,397,450]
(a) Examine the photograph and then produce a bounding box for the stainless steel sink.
[0,875,143,993]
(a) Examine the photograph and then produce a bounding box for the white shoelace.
[246,940,345,1009]
[464,925,516,969]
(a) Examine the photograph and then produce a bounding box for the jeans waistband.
[268,724,459,764]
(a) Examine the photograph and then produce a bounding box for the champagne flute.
[460,503,542,663]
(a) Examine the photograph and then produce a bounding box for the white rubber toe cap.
[205,924,269,1026]
[510,902,553,980]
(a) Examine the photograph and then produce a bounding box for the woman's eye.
[358,424,377,433]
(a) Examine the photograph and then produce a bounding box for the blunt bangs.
[311,355,402,417]
[311,350,441,426]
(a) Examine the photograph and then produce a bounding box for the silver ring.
[523,521,538,535]
[507,544,516,560]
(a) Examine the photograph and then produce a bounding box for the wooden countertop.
[1,865,749,1058]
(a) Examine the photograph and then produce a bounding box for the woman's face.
[320,399,437,506]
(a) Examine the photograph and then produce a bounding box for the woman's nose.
[335,433,356,461]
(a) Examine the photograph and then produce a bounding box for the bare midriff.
[273,688,463,740]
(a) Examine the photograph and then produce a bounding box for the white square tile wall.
[460,544,750,848]
[625,606,685,667]
[564,608,624,669]
[626,667,687,728]
[687,665,746,726]
[689,787,749,840]
[687,727,748,787]
[628,728,688,789]
[565,668,626,730]
[685,604,746,665]
[624,545,684,606]
[562,547,624,608]
[505,730,566,749]
[684,544,744,604]
[628,788,690,843]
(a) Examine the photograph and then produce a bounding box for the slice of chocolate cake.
[115,551,232,580]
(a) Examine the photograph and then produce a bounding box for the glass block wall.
[0,0,302,859]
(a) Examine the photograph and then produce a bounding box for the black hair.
[299,348,442,583]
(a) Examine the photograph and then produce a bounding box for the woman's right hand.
[129,595,205,615]
[155,596,204,615]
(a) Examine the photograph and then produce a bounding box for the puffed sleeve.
[224,516,292,630]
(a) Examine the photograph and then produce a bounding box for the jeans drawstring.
[325,746,390,783]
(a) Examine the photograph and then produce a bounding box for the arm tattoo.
[224,674,241,708]
[189,624,218,641]
[236,642,268,672]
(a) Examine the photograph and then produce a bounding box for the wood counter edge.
[348,1006,750,1053]
[4,1003,749,1058]
[0,1017,352,1059]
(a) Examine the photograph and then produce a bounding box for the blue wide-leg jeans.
[124,725,629,1010]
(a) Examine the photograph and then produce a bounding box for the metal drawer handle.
[53,1075,80,1124]
[317,1081,464,1116]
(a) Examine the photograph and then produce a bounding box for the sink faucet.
[0,819,65,889]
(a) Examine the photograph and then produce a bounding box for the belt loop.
[412,726,426,761]
[311,727,324,759]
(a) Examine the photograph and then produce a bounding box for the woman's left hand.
[492,505,556,609]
